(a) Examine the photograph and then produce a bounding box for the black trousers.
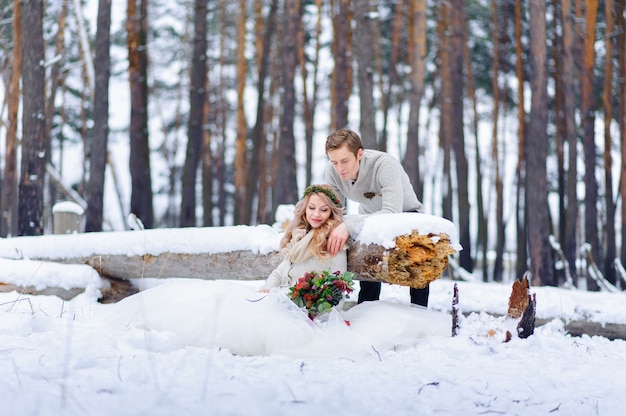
[357,280,430,307]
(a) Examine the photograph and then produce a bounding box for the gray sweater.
[325,149,423,214]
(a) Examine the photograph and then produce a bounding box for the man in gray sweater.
[324,128,429,306]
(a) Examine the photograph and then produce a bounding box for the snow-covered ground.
[1,216,625,415]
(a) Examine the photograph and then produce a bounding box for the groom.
[323,128,429,307]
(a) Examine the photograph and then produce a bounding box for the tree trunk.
[526,0,555,287]
[201,92,213,227]
[273,0,300,209]
[354,0,377,148]
[2,0,21,237]
[580,0,599,290]
[85,0,112,233]
[514,0,527,281]
[44,1,68,173]
[127,0,154,229]
[403,0,426,200]
[447,0,472,273]
[331,0,351,130]
[249,0,279,225]
[464,27,488,282]
[438,3,453,222]
[380,1,404,152]
[561,0,579,287]
[181,0,208,227]
[618,0,626,270]
[18,0,46,236]
[233,0,249,225]
[491,0,504,282]
[602,0,616,285]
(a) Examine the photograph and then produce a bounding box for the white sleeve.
[260,259,291,290]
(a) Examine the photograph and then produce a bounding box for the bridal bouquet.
[288,270,356,319]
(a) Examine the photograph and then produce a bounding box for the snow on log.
[0,213,461,287]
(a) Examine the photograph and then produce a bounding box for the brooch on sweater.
[363,192,378,199]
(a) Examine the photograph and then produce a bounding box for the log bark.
[77,250,282,281]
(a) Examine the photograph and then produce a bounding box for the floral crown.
[303,185,342,208]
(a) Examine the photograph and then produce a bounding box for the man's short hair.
[325,129,364,156]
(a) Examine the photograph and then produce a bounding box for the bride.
[96,185,451,357]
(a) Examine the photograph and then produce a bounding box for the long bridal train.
[95,279,452,357]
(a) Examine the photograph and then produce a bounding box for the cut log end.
[348,231,457,288]
[386,232,457,288]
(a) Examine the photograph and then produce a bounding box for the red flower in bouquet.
[288,270,356,319]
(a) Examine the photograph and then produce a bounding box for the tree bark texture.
[2,0,21,237]
[181,0,208,227]
[85,0,112,233]
[403,0,426,199]
[274,0,300,209]
[233,0,249,225]
[560,0,579,286]
[353,0,377,149]
[602,0,616,285]
[526,0,555,287]
[331,0,351,130]
[581,0,599,289]
[127,0,154,229]
[514,0,527,281]
[18,0,46,236]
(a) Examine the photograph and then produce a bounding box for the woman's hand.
[258,288,270,293]
[327,223,349,255]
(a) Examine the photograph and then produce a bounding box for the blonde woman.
[260,184,346,292]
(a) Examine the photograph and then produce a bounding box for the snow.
[1,216,626,415]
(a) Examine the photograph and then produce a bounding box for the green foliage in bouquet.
[288,270,356,319]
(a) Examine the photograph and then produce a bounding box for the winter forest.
[1,0,625,293]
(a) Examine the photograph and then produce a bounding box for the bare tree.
[403,0,426,199]
[580,0,599,289]
[618,0,626,269]
[85,0,112,232]
[2,0,21,237]
[331,0,351,130]
[354,0,377,148]
[127,0,154,228]
[526,0,555,286]
[491,0,504,282]
[464,17,488,281]
[181,0,208,227]
[18,0,46,236]
[514,0,527,281]
[560,0,579,286]
[438,2,453,222]
[233,0,249,225]
[602,0,616,284]
[249,0,279,225]
[273,0,300,209]
[447,0,474,272]
[380,1,404,152]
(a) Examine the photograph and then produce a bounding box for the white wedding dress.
[96,279,451,358]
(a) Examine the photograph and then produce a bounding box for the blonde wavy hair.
[280,184,344,259]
